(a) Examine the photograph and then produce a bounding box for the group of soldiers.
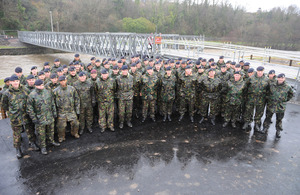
[0,53,294,159]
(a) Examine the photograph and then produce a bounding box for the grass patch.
[0,45,26,49]
[0,79,4,88]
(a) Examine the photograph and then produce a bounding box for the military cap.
[34,79,43,86]
[101,69,108,74]
[178,57,182,60]
[277,73,285,78]
[136,60,141,64]
[158,59,162,63]
[170,60,175,63]
[69,66,76,71]
[121,65,128,70]
[146,66,153,70]
[188,61,193,65]
[108,58,112,61]
[256,66,264,71]
[38,71,45,76]
[10,74,19,81]
[91,69,97,74]
[103,61,108,65]
[156,56,160,59]
[239,60,244,63]
[69,61,74,66]
[248,68,254,73]
[102,58,107,62]
[131,63,137,67]
[202,59,207,62]
[62,64,68,69]
[58,75,66,81]
[113,65,119,70]
[166,66,172,71]
[149,59,153,62]
[209,58,214,62]
[144,58,149,62]
[26,75,35,80]
[90,57,96,61]
[131,56,135,59]
[231,62,236,65]
[112,58,116,61]
[80,63,84,66]
[164,61,168,65]
[187,58,191,61]
[196,61,201,65]
[226,60,232,64]
[135,54,140,58]
[74,61,80,65]
[176,61,180,65]
[185,65,192,69]
[44,68,50,73]
[87,63,93,67]
[269,70,275,74]
[31,66,37,70]
[74,54,80,57]
[155,61,160,65]
[15,67,22,73]
[78,72,86,77]
[44,62,49,66]
[96,59,100,62]
[208,68,215,72]
[219,56,224,59]
[121,56,125,59]
[54,58,60,62]
[117,60,123,63]
[235,64,241,68]
[198,57,203,61]
[244,62,250,66]
[211,62,216,66]
[57,67,63,72]
[234,71,241,75]
[181,61,187,64]
[221,65,226,68]
[50,73,58,79]
[4,77,10,82]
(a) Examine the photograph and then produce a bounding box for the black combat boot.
[51,142,60,147]
[127,121,133,127]
[178,114,184,122]
[119,123,124,129]
[210,116,216,126]
[29,141,39,151]
[16,147,23,159]
[101,128,105,133]
[87,127,93,133]
[163,115,167,122]
[222,122,229,128]
[142,118,146,123]
[276,130,281,138]
[242,122,249,130]
[167,114,172,122]
[151,117,156,122]
[41,147,48,155]
[231,122,237,128]
[190,116,194,123]
[199,117,204,124]
[79,129,84,135]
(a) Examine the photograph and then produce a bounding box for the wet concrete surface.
[1,104,300,195]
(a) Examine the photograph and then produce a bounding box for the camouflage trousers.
[79,106,93,131]
[118,99,133,123]
[142,99,156,118]
[244,95,266,125]
[195,91,203,112]
[36,123,55,148]
[224,103,241,123]
[220,94,227,117]
[57,118,79,140]
[161,100,174,115]
[11,123,34,148]
[199,97,220,117]
[98,101,114,129]
[179,96,195,116]
[133,95,141,114]
[263,111,285,131]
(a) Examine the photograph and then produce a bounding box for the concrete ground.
[0,104,300,195]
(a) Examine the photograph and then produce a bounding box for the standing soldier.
[116,65,134,129]
[25,75,36,92]
[94,59,102,75]
[160,66,176,122]
[217,56,225,67]
[195,65,206,114]
[95,69,116,132]
[140,66,159,122]
[129,63,142,118]
[219,65,231,117]
[262,73,294,138]
[73,72,94,134]
[178,65,197,123]
[27,79,60,155]
[45,73,60,91]
[199,68,222,125]
[14,67,26,85]
[1,75,39,159]
[242,66,269,132]
[67,66,78,86]
[51,58,61,73]
[89,69,99,125]
[222,71,246,128]
[73,54,81,63]
[30,66,38,78]
[53,75,80,142]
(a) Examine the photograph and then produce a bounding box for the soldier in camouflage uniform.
[264,70,277,124]
[53,75,80,142]
[116,65,134,129]
[25,75,36,92]
[94,59,102,76]
[15,67,26,85]
[178,65,197,123]
[95,69,116,132]
[199,68,222,125]
[89,69,99,124]
[27,79,60,155]
[242,66,269,132]
[195,65,206,114]
[1,75,39,159]
[0,77,10,113]
[67,66,78,86]
[222,71,246,128]
[262,73,294,138]
[160,66,176,122]
[45,73,60,91]
[51,58,61,73]
[140,66,159,122]
[217,56,225,68]
[219,65,232,117]
[129,63,142,118]
[73,72,94,134]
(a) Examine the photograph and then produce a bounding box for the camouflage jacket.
[179,73,197,98]
[268,76,277,85]
[95,76,115,103]
[129,69,142,96]
[200,76,222,99]
[19,75,26,85]
[0,85,9,106]
[141,72,159,100]
[223,78,246,105]
[27,88,57,125]
[51,65,62,73]
[73,79,93,108]
[246,73,269,97]
[93,66,102,76]
[45,81,60,91]
[66,74,79,86]
[88,77,99,104]
[53,85,80,120]
[219,71,231,84]
[116,74,134,100]
[25,84,35,93]
[160,73,176,102]
[1,85,31,126]
[267,81,294,113]
[196,72,207,92]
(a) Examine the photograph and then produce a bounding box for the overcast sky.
[227,0,300,12]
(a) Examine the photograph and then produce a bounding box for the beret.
[4,77,11,82]
[56,67,63,72]
[219,56,224,59]
[277,73,285,78]
[58,75,66,81]
[15,67,22,73]
[69,66,76,71]
[10,74,19,81]
[90,57,96,60]
[113,65,119,70]
[121,65,128,70]
[91,69,97,74]
[74,54,80,57]
[44,62,49,66]
[166,66,172,71]
[234,71,241,75]
[101,69,108,74]
[131,63,137,67]
[202,59,207,62]
[196,61,201,65]
[248,68,254,73]
[257,66,264,71]
[78,72,86,77]
[185,65,192,69]
[244,62,250,66]
[31,66,37,70]
[26,75,35,80]
[230,62,236,65]
[50,73,58,79]
[117,60,122,63]
[38,71,45,76]
[146,66,153,70]
[74,61,80,65]
[87,63,93,67]
[208,68,215,72]
[269,70,275,74]
[34,79,43,86]
[62,64,68,69]
[54,58,60,62]
[96,59,100,62]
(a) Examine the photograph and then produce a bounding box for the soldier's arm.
[26,95,38,123]
[286,86,294,102]
[73,88,80,115]
[1,92,9,112]
[50,92,57,118]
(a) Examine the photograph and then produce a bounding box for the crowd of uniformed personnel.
[0,53,294,159]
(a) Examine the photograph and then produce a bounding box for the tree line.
[0,0,299,50]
